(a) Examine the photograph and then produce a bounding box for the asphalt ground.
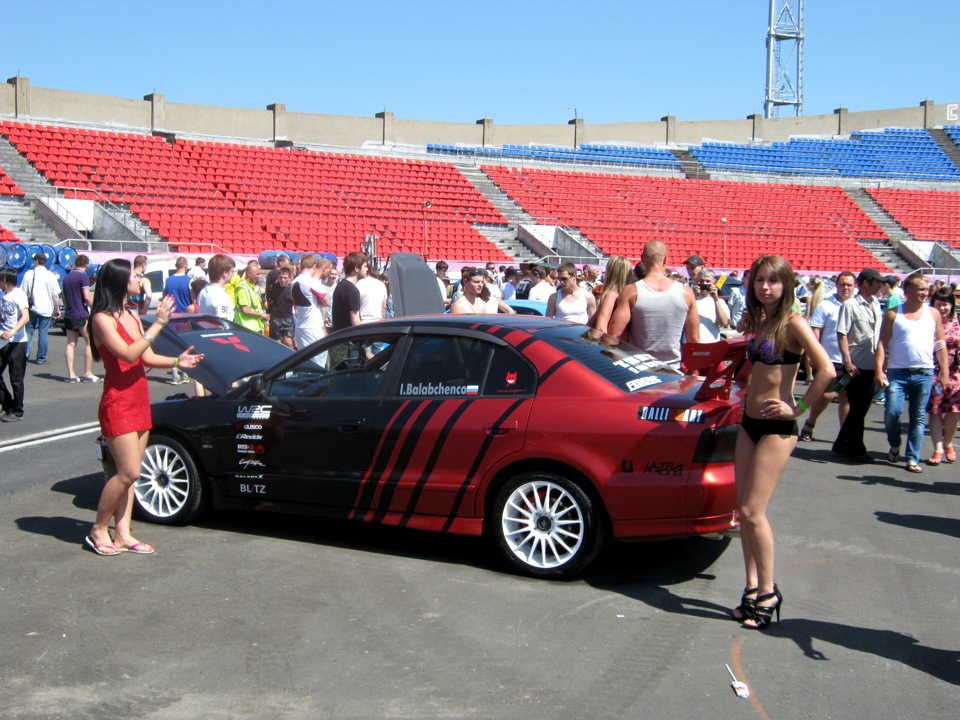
[0,330,957,719]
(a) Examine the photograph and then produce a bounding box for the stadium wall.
[2,76,958,148]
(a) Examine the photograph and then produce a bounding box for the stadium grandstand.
[1,77,959,278]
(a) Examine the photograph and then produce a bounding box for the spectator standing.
[0,268,30,421]
[694,268,730,342]
[801,271,856,441]
[927,286,960,465]
[546,263,596,324]
[434,261,450,306]
[164,256,193,312]
[501,267,519,301]
[125,255,151,315]
[20,252,61,364]
[332,252,368,332]
[875,274,948,473]
[588,255,631,335]
[266,265,295,349]
[356,270,388,324]
[608,240,700,370]
[451,268,496,314]
[527,267,555,303]
[86,258,203,556]
[731,255,834,629]
[188,257,207,281]
[728,275,746,329]
[62,254,100,383]
[264,253,290,297]
[831,268,884,462]
[579,265,600,295]
[684,255,704,284]
[292,255,331,350]
[197,254,236,321]
[234,262,269,334]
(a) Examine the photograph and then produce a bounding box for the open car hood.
[142,314,294,395]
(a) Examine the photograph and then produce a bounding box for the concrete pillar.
[661,115,676,145]
[834,107,848,135]
[569,117,584,148]
[919,99,934,129]
[7,76,30,117]
[376,111,394,145]
[267,103,287,142]
[144,93,165,132]
[477,118,493,147]
[747,113,764,141]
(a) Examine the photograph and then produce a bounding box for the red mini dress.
[98,313,152,437]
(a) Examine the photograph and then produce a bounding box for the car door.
[352,330,535,528]
[222,332,401,510]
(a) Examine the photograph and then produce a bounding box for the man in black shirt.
[332,252,368,332]
[266,265,295,348]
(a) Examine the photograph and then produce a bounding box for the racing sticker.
[399,381,479,397]
[237,404,272,420]
[614,355,666,374]
[638,406,705,423]
[626,376,662,391]
[202,332,252,353]
[643,461,684,477]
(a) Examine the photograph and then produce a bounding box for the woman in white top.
[547,264,596,324]
[875,273,949,473]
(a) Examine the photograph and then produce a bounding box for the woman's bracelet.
[173,356,179,367]
[796,398,808,413]
[141,334,153,345]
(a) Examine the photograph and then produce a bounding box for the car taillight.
[693,425,739,463]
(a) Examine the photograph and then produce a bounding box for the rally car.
[103,313,745,578]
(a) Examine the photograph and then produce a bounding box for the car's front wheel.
[492,472,605,579]
[135,434,206,525]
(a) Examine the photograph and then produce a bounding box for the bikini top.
[748,337,803,366]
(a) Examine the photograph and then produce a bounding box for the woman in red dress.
[85,259,204,556]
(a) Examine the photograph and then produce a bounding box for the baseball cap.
[857,268,883,283]
[685,255,704,267]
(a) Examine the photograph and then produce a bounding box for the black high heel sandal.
[744,585,782,629]
[731,586,758,621]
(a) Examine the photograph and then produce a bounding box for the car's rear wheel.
[135,435,205,525]
[492,472,604,579]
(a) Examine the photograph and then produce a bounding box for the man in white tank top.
[608,240,700,371]
[875,273,949,472]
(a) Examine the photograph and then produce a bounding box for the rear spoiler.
[681,338,748,402]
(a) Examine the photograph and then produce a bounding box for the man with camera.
[694,268,730,343]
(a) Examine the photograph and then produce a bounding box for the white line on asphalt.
[0,422,101,454]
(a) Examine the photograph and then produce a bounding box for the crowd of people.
[1,245,958,590]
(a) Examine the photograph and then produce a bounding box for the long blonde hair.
[743,255,797,358]
[599,256,632,302]
[805,276,824,319]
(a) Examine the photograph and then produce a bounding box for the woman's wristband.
[796,398,808,413]
[173,356,179,367]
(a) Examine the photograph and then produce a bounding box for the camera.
[698,283,712,291]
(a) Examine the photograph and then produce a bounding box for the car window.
[394,334,535,398]
[270,335,397,398]
[396,335,491,398]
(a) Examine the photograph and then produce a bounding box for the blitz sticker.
[639,406,705,423]
[399,381,479,397]
[237,405,272,420]
[239,482,267,494]
[643,461,684,477]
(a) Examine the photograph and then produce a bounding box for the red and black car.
[103,314,745,578]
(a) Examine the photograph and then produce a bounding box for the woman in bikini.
[85,259,204,556]
[732,255,835,628]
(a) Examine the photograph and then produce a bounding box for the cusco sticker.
[237,404,272,420]
[639,406,705,423]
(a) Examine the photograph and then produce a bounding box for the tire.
[492,472,605,579]
[135,434,206,525]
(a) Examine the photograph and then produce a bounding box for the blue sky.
[5,1,957,125]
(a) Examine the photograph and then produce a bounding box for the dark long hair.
[88,258,132,363]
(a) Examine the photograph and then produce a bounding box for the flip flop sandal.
[906,462,924,474]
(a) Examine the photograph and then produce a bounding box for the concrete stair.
[0,198,63,246]
[845,188,918,272]
[928,128,960,171]
[671,148,710,180]
[454,164,540,262]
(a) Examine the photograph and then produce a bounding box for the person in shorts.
[62,254,100,382]
[266,264,295,348]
